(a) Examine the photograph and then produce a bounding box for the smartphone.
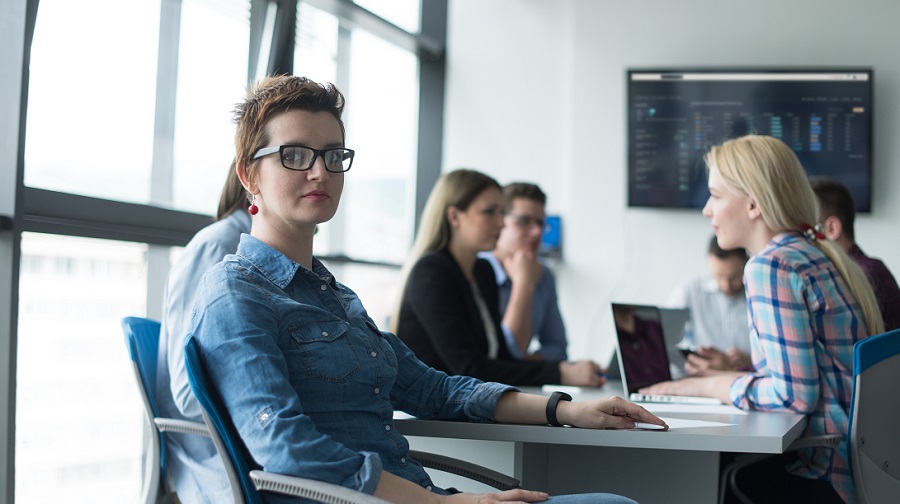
[678,346,700,358]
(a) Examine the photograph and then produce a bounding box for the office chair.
[183,335,520,504]
[121,317,210,504]
[849,327,900,504]
[719,328,900,504]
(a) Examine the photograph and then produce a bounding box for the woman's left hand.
[556,396,668,430]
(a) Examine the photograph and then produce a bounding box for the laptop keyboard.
[629,393,722,405]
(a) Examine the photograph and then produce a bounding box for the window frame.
[0,0,447,499]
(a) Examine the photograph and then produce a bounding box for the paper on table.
[640,403,748,415]
[540,384,585,395]
[655,416,737,429]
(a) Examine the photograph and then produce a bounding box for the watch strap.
[545,391,573,426]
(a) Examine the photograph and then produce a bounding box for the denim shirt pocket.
[288,319,361,383]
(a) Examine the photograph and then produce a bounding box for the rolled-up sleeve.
[385,331,518,422]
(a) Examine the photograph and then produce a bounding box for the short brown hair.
[233,75,345,189]
[809,176,856,241]
[708,234,747,261]
[501,182,546,213]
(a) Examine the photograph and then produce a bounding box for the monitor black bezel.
[626,66,875,213]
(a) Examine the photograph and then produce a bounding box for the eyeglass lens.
[282,146,353,172]
[508,214,546,231]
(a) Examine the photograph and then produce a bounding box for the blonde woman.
[393,169,604,387]
[642,135,882,503]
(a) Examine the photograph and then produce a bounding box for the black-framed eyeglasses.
[252,144,355,173]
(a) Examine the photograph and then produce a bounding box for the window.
[298,2,419,265]
[6,0,445,499]
[15,234,147,501]
[354,0,420,33]
[23,0,161,204]
[172,0,251,214]
[342,29,419,264]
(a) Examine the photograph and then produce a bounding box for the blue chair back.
[849,327,900,504]
[121,316,167,503]
[184,335,262,504]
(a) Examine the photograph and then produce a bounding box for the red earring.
[248,203,258,215]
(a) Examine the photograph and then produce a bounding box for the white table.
[395,383,807,503]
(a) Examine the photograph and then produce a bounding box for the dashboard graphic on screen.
[627,69,873,211]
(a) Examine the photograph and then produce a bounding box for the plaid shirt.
[730,232,867,503]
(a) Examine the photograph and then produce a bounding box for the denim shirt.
[190,235,517,499]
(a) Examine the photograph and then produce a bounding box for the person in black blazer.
[392,169,604,387]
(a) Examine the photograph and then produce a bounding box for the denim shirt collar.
[235,234,336,290]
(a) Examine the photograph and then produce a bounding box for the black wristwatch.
[545,391,573,426]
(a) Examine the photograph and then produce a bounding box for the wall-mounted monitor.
[627,68,873,211]
[539,215,562,259]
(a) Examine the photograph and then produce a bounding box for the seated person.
[479,182,567,361]
[393,169,604,387]
[155,164,250,503]
[641,135,883,503]
[190,75,663,503]
[810,175,900,330]
[665,235,751,373]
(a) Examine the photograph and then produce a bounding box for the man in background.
[666,235,752,373]
[810,176,900,331]
[480,182,568,360]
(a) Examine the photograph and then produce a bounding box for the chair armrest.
[409,450,520,491]
[154,418,210,437]
[250,470,392,504]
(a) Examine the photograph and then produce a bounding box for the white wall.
[444,0,900,364]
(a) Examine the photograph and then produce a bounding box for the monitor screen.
[539,215,562,258]
[627,69,873,211]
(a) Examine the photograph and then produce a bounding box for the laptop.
[611,303,721,405]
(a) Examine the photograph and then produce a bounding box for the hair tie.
[799,223,825,241]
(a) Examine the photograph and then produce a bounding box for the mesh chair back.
[850,328,900,504]
[184,335,262,504]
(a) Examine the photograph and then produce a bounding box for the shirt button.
[426,486,433,492]
[320,284,327,291]
[400,457,406,464]
[374,388,380,394]
[370,351,377,357]
[321,331,328,337]
[384,425,391,431]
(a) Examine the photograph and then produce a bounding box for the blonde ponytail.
[814,239,884,335]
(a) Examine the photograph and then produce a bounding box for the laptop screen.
[612,303,674,394]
